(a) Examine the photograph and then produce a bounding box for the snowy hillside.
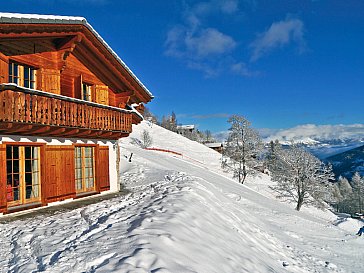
[1,121,364,273]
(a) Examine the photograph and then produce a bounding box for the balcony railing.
[0,84,136,139]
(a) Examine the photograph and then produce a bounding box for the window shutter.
[0,59,7,84]
[41,68,61,94]
[95,85,109,105]
[43,145,75,203]
[0,144,7,212]
[97,146,110,191]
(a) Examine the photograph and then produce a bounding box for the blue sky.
[2,0,364,133]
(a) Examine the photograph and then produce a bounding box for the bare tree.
[141,130,153,149]
[204,130,215,143]
[269,143,334,211]
[222,115,263,184]
[160,112,177,132]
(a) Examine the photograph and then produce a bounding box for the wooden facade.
[0,14,152,214]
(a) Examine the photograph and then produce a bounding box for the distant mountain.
[325,145,364,179]
[263,124,364,159]
[214,124,364,159]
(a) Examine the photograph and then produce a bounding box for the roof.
[0,12,153,99]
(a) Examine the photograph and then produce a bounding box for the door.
[6,145,41,206]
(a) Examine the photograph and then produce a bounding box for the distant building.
[204,142,224,154]
[176,125,195,136]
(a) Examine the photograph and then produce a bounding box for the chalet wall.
[2,52,112,105]
[0,135,118,214]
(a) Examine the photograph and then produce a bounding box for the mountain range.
[325,145,364,179]
[263,124,364,158]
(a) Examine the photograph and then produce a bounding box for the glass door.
[6,145,41,206]
[75,146,95,193]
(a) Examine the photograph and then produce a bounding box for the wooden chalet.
[0,13,153,214]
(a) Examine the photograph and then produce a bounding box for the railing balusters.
[0,89,134,135]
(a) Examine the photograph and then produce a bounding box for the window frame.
[8,61,37,89]
[82,82,93,102]
[74,145,96,194]
[5,144,42,206]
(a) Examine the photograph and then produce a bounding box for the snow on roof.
[0,12,153,99]
[204,142,223,148]
[177,125,195,130]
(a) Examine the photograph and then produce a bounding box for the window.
[75,146,95,193]
[8,62,19,85]
[82,83,92,101]
[8,62,37,89]
[6,145,41,205]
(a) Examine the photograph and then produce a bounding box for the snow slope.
[0,121,363,273]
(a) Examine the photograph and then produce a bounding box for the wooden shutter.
[0,144,6,212]
[43,146,75,203]
[41,68,61,94]
[0,59,8,84]
[74,75,82,99]
[97,146,110,191]
[95,85,109,105]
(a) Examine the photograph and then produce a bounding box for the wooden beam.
[0,122,14,130]
[55,35,82,52]
[62,128,80,136]
[5,124,33,134]
[46,127,67,136]
[28,125,51,134]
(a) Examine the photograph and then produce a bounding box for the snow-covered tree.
[143,107,158,123]
[336,176,354,213]
[266,139,282,169]
[329,183,343,212]
[351,172,364,213]
[160,112,177,132]
[338,176,353,198]
[141,130,153,149]
[269,144,334,211]
[204,130,215,143]
[222,115,263,184]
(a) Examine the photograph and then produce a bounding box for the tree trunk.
[296,194,304,211]
[241,164,246,184]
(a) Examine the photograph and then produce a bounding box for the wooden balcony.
[0,84,138,139]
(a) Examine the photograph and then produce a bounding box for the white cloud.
[165,0,257,77]
[192,0,239,17]
[250,17,306,61]
[230,61,259,77]
[185,28,236,57]
[265,124,364,143]
[165,25,237,76]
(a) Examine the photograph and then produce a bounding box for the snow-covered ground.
[1,121,363,273]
